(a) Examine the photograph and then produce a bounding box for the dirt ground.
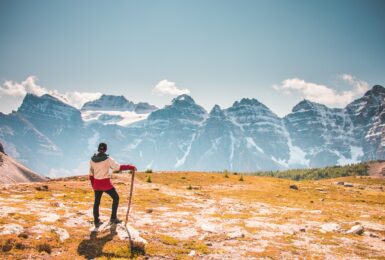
[0,172,384,259]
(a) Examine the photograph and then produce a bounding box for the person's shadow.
[77,224,146,259]
[77,225,121,259]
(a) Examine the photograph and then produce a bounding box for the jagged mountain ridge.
[0,86,384,176]
[81,94,158,114]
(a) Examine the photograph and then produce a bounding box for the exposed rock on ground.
[0,172,384,259]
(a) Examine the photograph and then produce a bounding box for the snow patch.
[175,134,196,168]
[320,223,341,233]
[283,126,309,166]
[229,132,236,169]
[337,146,364,165]
[40,212,60,222]
[0,224,24,235]
[245,137,264,153]
[81,110,149,126]
[271,156,288,168]
[87,131,100,151]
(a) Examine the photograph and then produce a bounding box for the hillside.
[0,171,384,259]
[0,151,47,184]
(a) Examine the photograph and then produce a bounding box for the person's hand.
[119,164,137,172]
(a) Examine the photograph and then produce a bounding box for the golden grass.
[0,172,384,259]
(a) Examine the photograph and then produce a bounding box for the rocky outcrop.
[0,151,46,184]
[0,142,5,155]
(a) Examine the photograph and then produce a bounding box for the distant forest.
[228,162,373,180]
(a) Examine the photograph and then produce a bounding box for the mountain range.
[0,85,384,176]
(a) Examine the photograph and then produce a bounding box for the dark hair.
[98,142,107,152]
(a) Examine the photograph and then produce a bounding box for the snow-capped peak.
[81,94,135,111]
[172,94,195,104]
[291,99,329,113]
[209,105,226,119]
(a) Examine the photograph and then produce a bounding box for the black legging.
[93,188,119,222]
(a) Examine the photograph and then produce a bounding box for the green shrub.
[145,169,152,173]
[37,243,52,254]
[146,175,152,183]
[247,162,369,180]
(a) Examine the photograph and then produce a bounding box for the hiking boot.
[109,218,122,225]
[94,221,103,228]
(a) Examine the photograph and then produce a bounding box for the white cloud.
[0,76,102,109]
[340,73,369,95]
[0,76,47,97]
[273,75,369,107]
[56,91,102,109]
[152,79,190,96]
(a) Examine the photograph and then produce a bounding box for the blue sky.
[0,0,384,116]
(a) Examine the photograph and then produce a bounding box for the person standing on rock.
[89,142,137,228]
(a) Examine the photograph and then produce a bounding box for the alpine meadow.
[0,1,384,259]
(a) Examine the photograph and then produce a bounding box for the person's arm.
[89,162,95,186]
[109,157,137,173]
[109,157,121,173]
[119,164,137,172]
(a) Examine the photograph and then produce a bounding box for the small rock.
[188,250,196,256]
[344,183,354,187]
[50,202,60,207]
[289,185,298,190]
[320,198,325,202]
[52,227,70,242]
[300,228,306,232]
[146,209,153,214]
[18,232,29,239]
[346,225,364,235]
[35,185,49,191]
[310,200,314,203]
[336,181,344,185]
[206,242,213,246]
[153,188,159,191]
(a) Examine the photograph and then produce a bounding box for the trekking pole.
[125,170,135,225]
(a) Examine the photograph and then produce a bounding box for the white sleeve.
[89,161,94,176]
[109,157,120,172]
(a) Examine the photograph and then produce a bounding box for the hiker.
[89,142,137,227]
